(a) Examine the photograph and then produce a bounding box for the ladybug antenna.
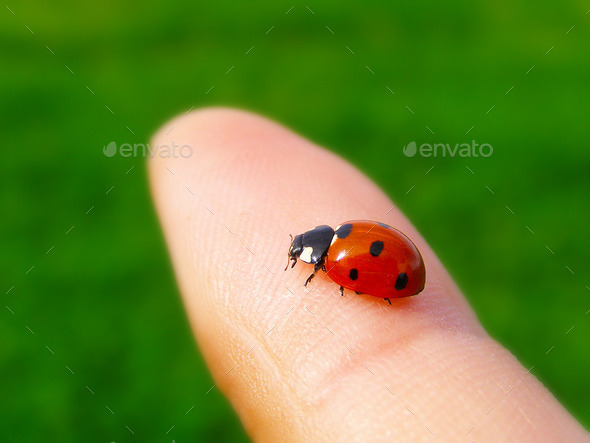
[284,234,293,271]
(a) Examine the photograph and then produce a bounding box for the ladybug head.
[285,225,335,271]
[286,234,304,270]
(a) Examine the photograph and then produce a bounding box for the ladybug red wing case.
[325,221,425,299]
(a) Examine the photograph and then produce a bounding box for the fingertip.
[148,108,586,441]
[148,106,478,437]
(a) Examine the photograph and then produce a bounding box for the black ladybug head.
[286,225,335,269]
[287,234,304,264]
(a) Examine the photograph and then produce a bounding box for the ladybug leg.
[285,256,297,271]
[384,298,392,305]
[339,286,344,297]
[355,291,363,295]
[304,262,323,287]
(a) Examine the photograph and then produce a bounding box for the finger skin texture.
[150,108,587,442]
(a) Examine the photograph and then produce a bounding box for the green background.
[1,1,589,440]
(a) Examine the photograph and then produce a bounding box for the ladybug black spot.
[349,268,359,280]
[395,272,408,290]
[370,240,384,257]
[336,223,353,239]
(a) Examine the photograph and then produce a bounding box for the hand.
[149,108,587,441]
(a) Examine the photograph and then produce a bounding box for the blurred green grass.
[1,0,589,440]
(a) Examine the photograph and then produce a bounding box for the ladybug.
[286,220,425,304]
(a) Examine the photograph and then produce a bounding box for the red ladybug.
[287,220,425,304]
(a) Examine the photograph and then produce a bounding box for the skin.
[149,108,588,442]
